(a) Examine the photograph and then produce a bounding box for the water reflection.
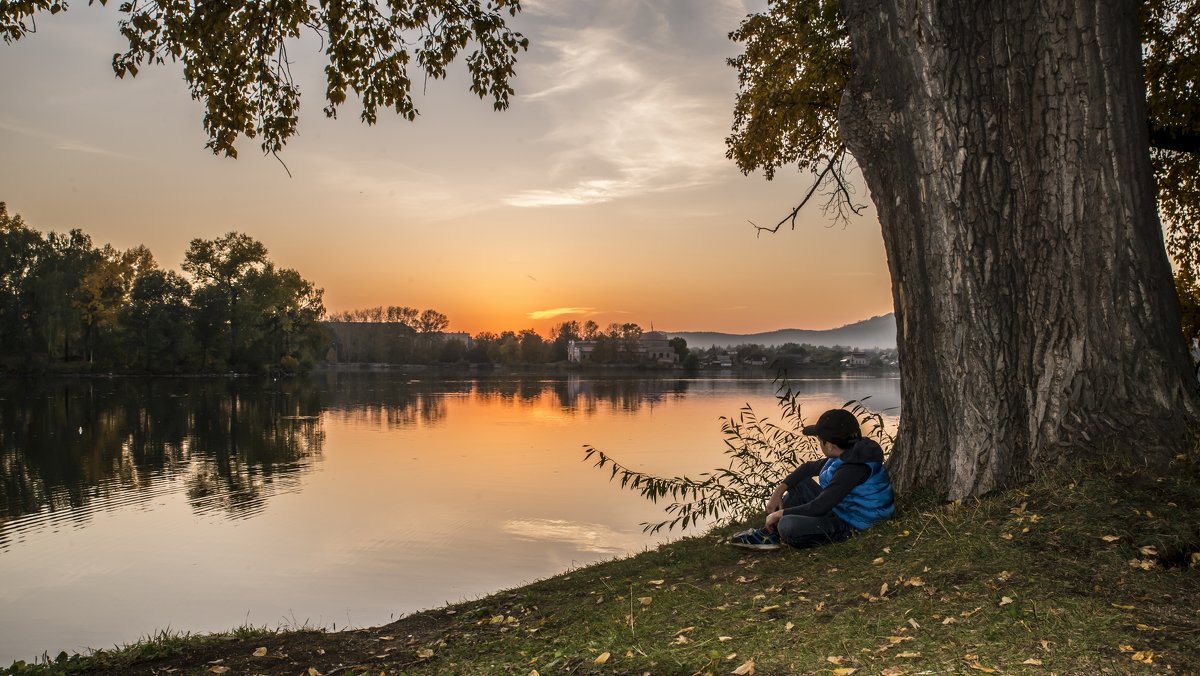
[0,372,900,665]
[0,378,326,546]
[314,371,695,424]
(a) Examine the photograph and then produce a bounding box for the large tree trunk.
[838,0,1200,499]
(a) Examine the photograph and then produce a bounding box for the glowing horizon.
[0,1,894,337]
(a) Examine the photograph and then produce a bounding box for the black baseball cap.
[802,409,862,445]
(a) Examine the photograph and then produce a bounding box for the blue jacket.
[818,446,895,530]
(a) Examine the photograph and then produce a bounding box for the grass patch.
[6,451,1200,675]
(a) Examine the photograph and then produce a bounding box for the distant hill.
[667,314,896,350]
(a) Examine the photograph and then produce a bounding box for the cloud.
[527,307,596,320]
[505,18,732,208]
[0,119,140,161]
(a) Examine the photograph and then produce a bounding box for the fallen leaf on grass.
[881,668,905,676]
[1023,658,1043,665]
[725,652,737,660]
[941,617,957,625]
[675,626,696,635]
[416,648,434,659]
[904,576,925,587]
[999,533,1013,540]
[307,669,321,676]
[826,656,844,665]
[1131,651,1154,664]
[252,647,268,657]
[832,668,858,675]
[529,670,540,676]
[1119,645,1135,653]
[785,622,795,632]
[209,669,229,675]
[999,596,1014,606]
[760,605,780,613]
[872,557,885,565]
[896,651,921,658]
[649,579,665,585]
[674,635,690,645]
[378,635,394,641]
[1129,558,1157,570]
[594,652,610,665]
[1111,603,1135,610]
[815,601,826,612]
[966,661,997,673]
[638,597,653,606]
[718,636,734,641]
[1101,534,1121,542]
[1139,545,1158,557]
[731,658,756,675]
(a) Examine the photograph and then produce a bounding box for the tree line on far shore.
[0,203,327,374]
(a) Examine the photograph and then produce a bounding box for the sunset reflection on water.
[0,372,899,664]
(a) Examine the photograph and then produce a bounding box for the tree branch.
[1149,123,1200,155]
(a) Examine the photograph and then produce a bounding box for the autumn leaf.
[760,605,780,612]
[1131,650,1154,664]
[966,660,997,673]
[209,668,229,675]
[872,557,885,565]
[252,647,268,657]
[827,656,845,665]
[1023,658,1043,665]
[881,668,905,676]
[832,668,858,675]
[731,658,756,675]
[718,636,734,641]
[307,669,321,676]
[416,648,434,659]
[638,597,653,606]
[674,635,690,645]
[1139,545,1158,556]
[594,652,610,665]
[999,533,1013,540]
[896,651,921,658]
[999,596,1014,606]
[378,635,394,641]
[785,622,795,631]
[649,579,665,586]
[529,670,540,676]
[1101,534,1121,542]
[675,626,696,635]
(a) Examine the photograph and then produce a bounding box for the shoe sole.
[729,542,782,550]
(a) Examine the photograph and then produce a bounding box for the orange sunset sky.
[0,0,894,336]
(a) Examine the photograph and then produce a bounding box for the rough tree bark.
[838,0,1200,499]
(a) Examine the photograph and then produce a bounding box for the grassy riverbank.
[7,452,1199,675]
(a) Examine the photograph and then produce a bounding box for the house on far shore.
[567,330,679,364]
[841,351,870,368]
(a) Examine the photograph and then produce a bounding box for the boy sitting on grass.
[729,408,895,550]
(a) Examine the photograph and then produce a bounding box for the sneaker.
[728,528,781,551]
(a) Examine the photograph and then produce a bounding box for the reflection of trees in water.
[315,371,694,429]
[0,378,324,534]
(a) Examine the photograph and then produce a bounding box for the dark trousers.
[776,478,854,548]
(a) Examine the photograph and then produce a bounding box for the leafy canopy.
[729,0,1200,280]
[1,0,528,158]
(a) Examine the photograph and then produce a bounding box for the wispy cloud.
[0,119,140,161]
[527,306,596,320]
[505,22,730,208]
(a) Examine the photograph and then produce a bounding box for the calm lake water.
[0,371,900,664]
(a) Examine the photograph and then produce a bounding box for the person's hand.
[766,494,784,514]
[765,509,783,532]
